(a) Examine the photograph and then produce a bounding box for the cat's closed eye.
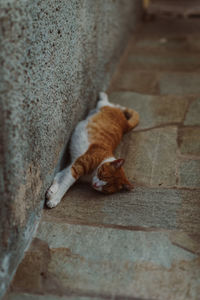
[98,170,110,180]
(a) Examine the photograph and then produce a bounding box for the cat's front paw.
[46,198,60,208]
[46,182,59,199]
[45,182,60,208]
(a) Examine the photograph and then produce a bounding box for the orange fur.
[97,159,134,194]
[71,105,139,193]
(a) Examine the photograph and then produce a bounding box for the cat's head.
[92,159,133,194]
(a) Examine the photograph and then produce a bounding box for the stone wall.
[0,0,142,298]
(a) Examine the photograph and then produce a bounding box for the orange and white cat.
[46,92,139,208]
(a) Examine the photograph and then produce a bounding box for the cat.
[46,92,139,208]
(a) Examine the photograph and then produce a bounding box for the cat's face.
[92,159,133,194]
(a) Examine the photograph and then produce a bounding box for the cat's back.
[70,101,127,160]
[87,105,127,150]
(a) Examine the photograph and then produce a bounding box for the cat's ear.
[111,159,125,169]
[123,182,134,191]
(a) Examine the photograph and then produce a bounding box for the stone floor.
[146,0,200,19]
[5,17,200,300]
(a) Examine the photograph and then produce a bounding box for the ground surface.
[5,17,200,300]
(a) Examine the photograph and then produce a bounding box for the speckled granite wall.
[0,0,142,298]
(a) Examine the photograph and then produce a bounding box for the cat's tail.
[97,92,110,109]
[124,108,139,131]
[99,92,109,103]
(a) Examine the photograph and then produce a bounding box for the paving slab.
[133,36,200,54]
[178,127,200,156]
[184,98,200,126]
[109,92,189,130]
[108,70,159,94]
[147,0,200,19]
[44,185,181,230]
[43,185,200,234]
[126,53,200,72]
[159,72,200,95]
[116,126,178,187]
[178,159,200,188]
[177,189,200,234]
[9,222,199,300]
[110,70,200,96]
[36,222,196,268]
[138,17,200,37]
[128,257,200,300]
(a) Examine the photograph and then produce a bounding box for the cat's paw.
[46,198,60,208]
[46,182,58,199]
[45,182,60,208]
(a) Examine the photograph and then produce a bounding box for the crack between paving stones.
[42,214,174,233]
[181,96,197,124]
[134,122,179,133]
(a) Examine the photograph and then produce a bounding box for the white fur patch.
[99,156,116,166]
[92,175,107,192]
[49,182,59,194]
[91,156,116,191]
[70,119,90,161]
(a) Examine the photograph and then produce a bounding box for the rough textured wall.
[0,0,142,298]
